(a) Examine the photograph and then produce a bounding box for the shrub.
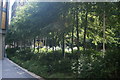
[6,48,120,78]
[6,48,20,58]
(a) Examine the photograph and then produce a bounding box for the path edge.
[6,58,44,80]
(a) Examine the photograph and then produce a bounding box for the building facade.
[0,0,9,60]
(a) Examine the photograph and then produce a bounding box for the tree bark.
[71,27,74,54]
[52,33,55,52]
[33,38,36,52]
[71,10,75,54]
[83,11,88,52]
[62,32,65,58]
[103,11,106,53]
[37,39,40,53]
[16,42,18,48]
[76,6,79,52]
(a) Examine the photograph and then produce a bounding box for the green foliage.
[5,2,120,79]
[7,48,75,78]
[6,2,119,51]
[6,48,19,58]
[6,48,120,78]
[101,49,120,78]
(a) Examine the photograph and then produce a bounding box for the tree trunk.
[71,27,74,54]
[23,41,25,50]
[46,37,48,52]
[37,39,40,53]
[103,11,106,53]
[13,41,15,48]
[38,42,39,53]
[62,32,65,58]
[33,38,36,52]
[52,33,55,52]
[83,11,88,52]
[71,10,75,54]
[54,35,57,51]
[76,6,79,52]
[16,42,18,48]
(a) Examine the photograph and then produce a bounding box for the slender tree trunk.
[54,36,57,51]
[71,10,75,54]
[37,39,40,53]
[62,32,65,58]
[103,11,106,53]
[23,41,25,50]
[83,11,88,52]
[38,42,39,53]
[27,40,30,49]
[52,44,54,52]
[76,6,79,52]
[16,42,18,48]
[52,33,55,52]
[33,38,36,52]
[75,5,80,78]
[13,41,15,48]
[46,37,48,52]
[71,27,74,54]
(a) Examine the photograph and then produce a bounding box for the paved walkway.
[0,58,44,80]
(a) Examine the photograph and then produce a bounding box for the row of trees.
[6,2,120,56]
[6,2,120,78]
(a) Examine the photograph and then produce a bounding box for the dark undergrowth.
[6,48,120,79]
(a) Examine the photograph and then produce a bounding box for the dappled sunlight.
[5,2,120,78]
